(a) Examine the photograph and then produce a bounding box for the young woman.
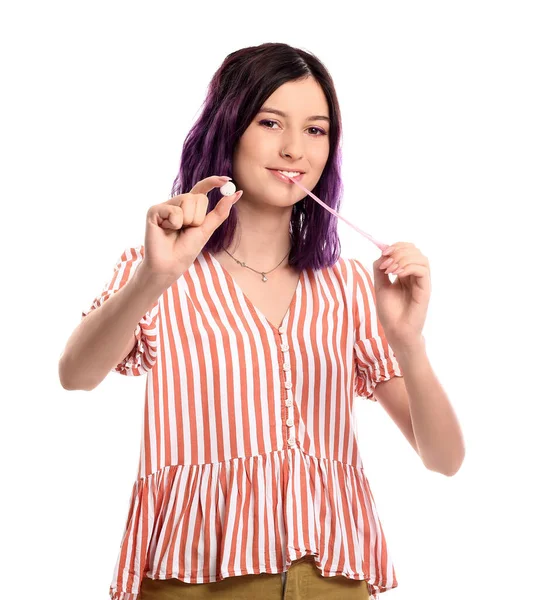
[60,42,464,600]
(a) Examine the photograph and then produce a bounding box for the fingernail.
[233,190,243,203]
[382,246,394,256]
[385,263,398,274]
[380,258,394,269]
[220,176,232,181]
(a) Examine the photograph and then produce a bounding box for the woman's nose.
[279,146,303,161]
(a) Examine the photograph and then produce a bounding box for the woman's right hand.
[140,176,243,284]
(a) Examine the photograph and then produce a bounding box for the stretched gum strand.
[286,175,389,252]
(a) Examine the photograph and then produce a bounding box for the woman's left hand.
[373,242,431,350]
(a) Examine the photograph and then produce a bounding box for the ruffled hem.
[81,246,160,376]
[109,553,386,600]
[354,345,403,400]
[108,448,397,599]
[109,589,138,600]
[113,303,159,376]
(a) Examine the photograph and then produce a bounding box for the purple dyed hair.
[170,42,344,272]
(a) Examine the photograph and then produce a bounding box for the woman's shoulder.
[326,255,370,280]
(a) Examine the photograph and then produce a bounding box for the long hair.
[170,42,344,271]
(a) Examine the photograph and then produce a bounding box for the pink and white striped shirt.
[82,245,403,600]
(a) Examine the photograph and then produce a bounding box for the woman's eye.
[259,119,278,129]
[308,127,327,136]
[259,120,327,136]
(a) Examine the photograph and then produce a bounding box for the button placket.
[278,328,296,448]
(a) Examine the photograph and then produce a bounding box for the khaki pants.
[138,555,370,599]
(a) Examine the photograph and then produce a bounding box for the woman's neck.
[221,206,293,271]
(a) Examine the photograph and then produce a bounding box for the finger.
[400,263,430,275]
[384,261,429,275]
[190,175,233,195]
[180,196,197,225]
[199,191,243,241]
[193,194,208,226]
[384,260,402,275]
[165,174,234,208]
[373,261,429,292]
[150,204,184,229]
[166,207,184,230]
[376,251,426,270]
[391,264,430,280]
[382,242,417,256]
[164,192,207,209]
[372,259,393,292]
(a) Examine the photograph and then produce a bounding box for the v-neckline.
[205,249,304,333]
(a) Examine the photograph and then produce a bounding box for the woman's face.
[232,77,330,208]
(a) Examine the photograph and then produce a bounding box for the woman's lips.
[268,169,304,184]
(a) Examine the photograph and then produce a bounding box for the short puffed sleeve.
[81,245,160,376]
[351,259,403,400]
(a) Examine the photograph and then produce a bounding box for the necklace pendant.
[262,273,268,282]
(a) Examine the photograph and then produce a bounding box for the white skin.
[216,76,331,274]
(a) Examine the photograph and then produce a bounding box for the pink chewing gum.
[286,175,389,252]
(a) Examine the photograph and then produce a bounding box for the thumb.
[372,257,391,293]
[200,191,243,241]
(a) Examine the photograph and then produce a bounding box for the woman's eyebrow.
[258,106,330,123]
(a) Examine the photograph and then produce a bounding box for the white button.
[279,326,286,334]
[285,382,292,389]
[285,398,293,407]
[288,437,296,446]
[286,418,294,427]
[283,363,290,371]
[281,344,289,352]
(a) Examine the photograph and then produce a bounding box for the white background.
[1,1,544,599]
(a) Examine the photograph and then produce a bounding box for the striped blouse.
[81,245,403,600]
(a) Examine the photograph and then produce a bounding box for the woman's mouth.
[267,169,305,184]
